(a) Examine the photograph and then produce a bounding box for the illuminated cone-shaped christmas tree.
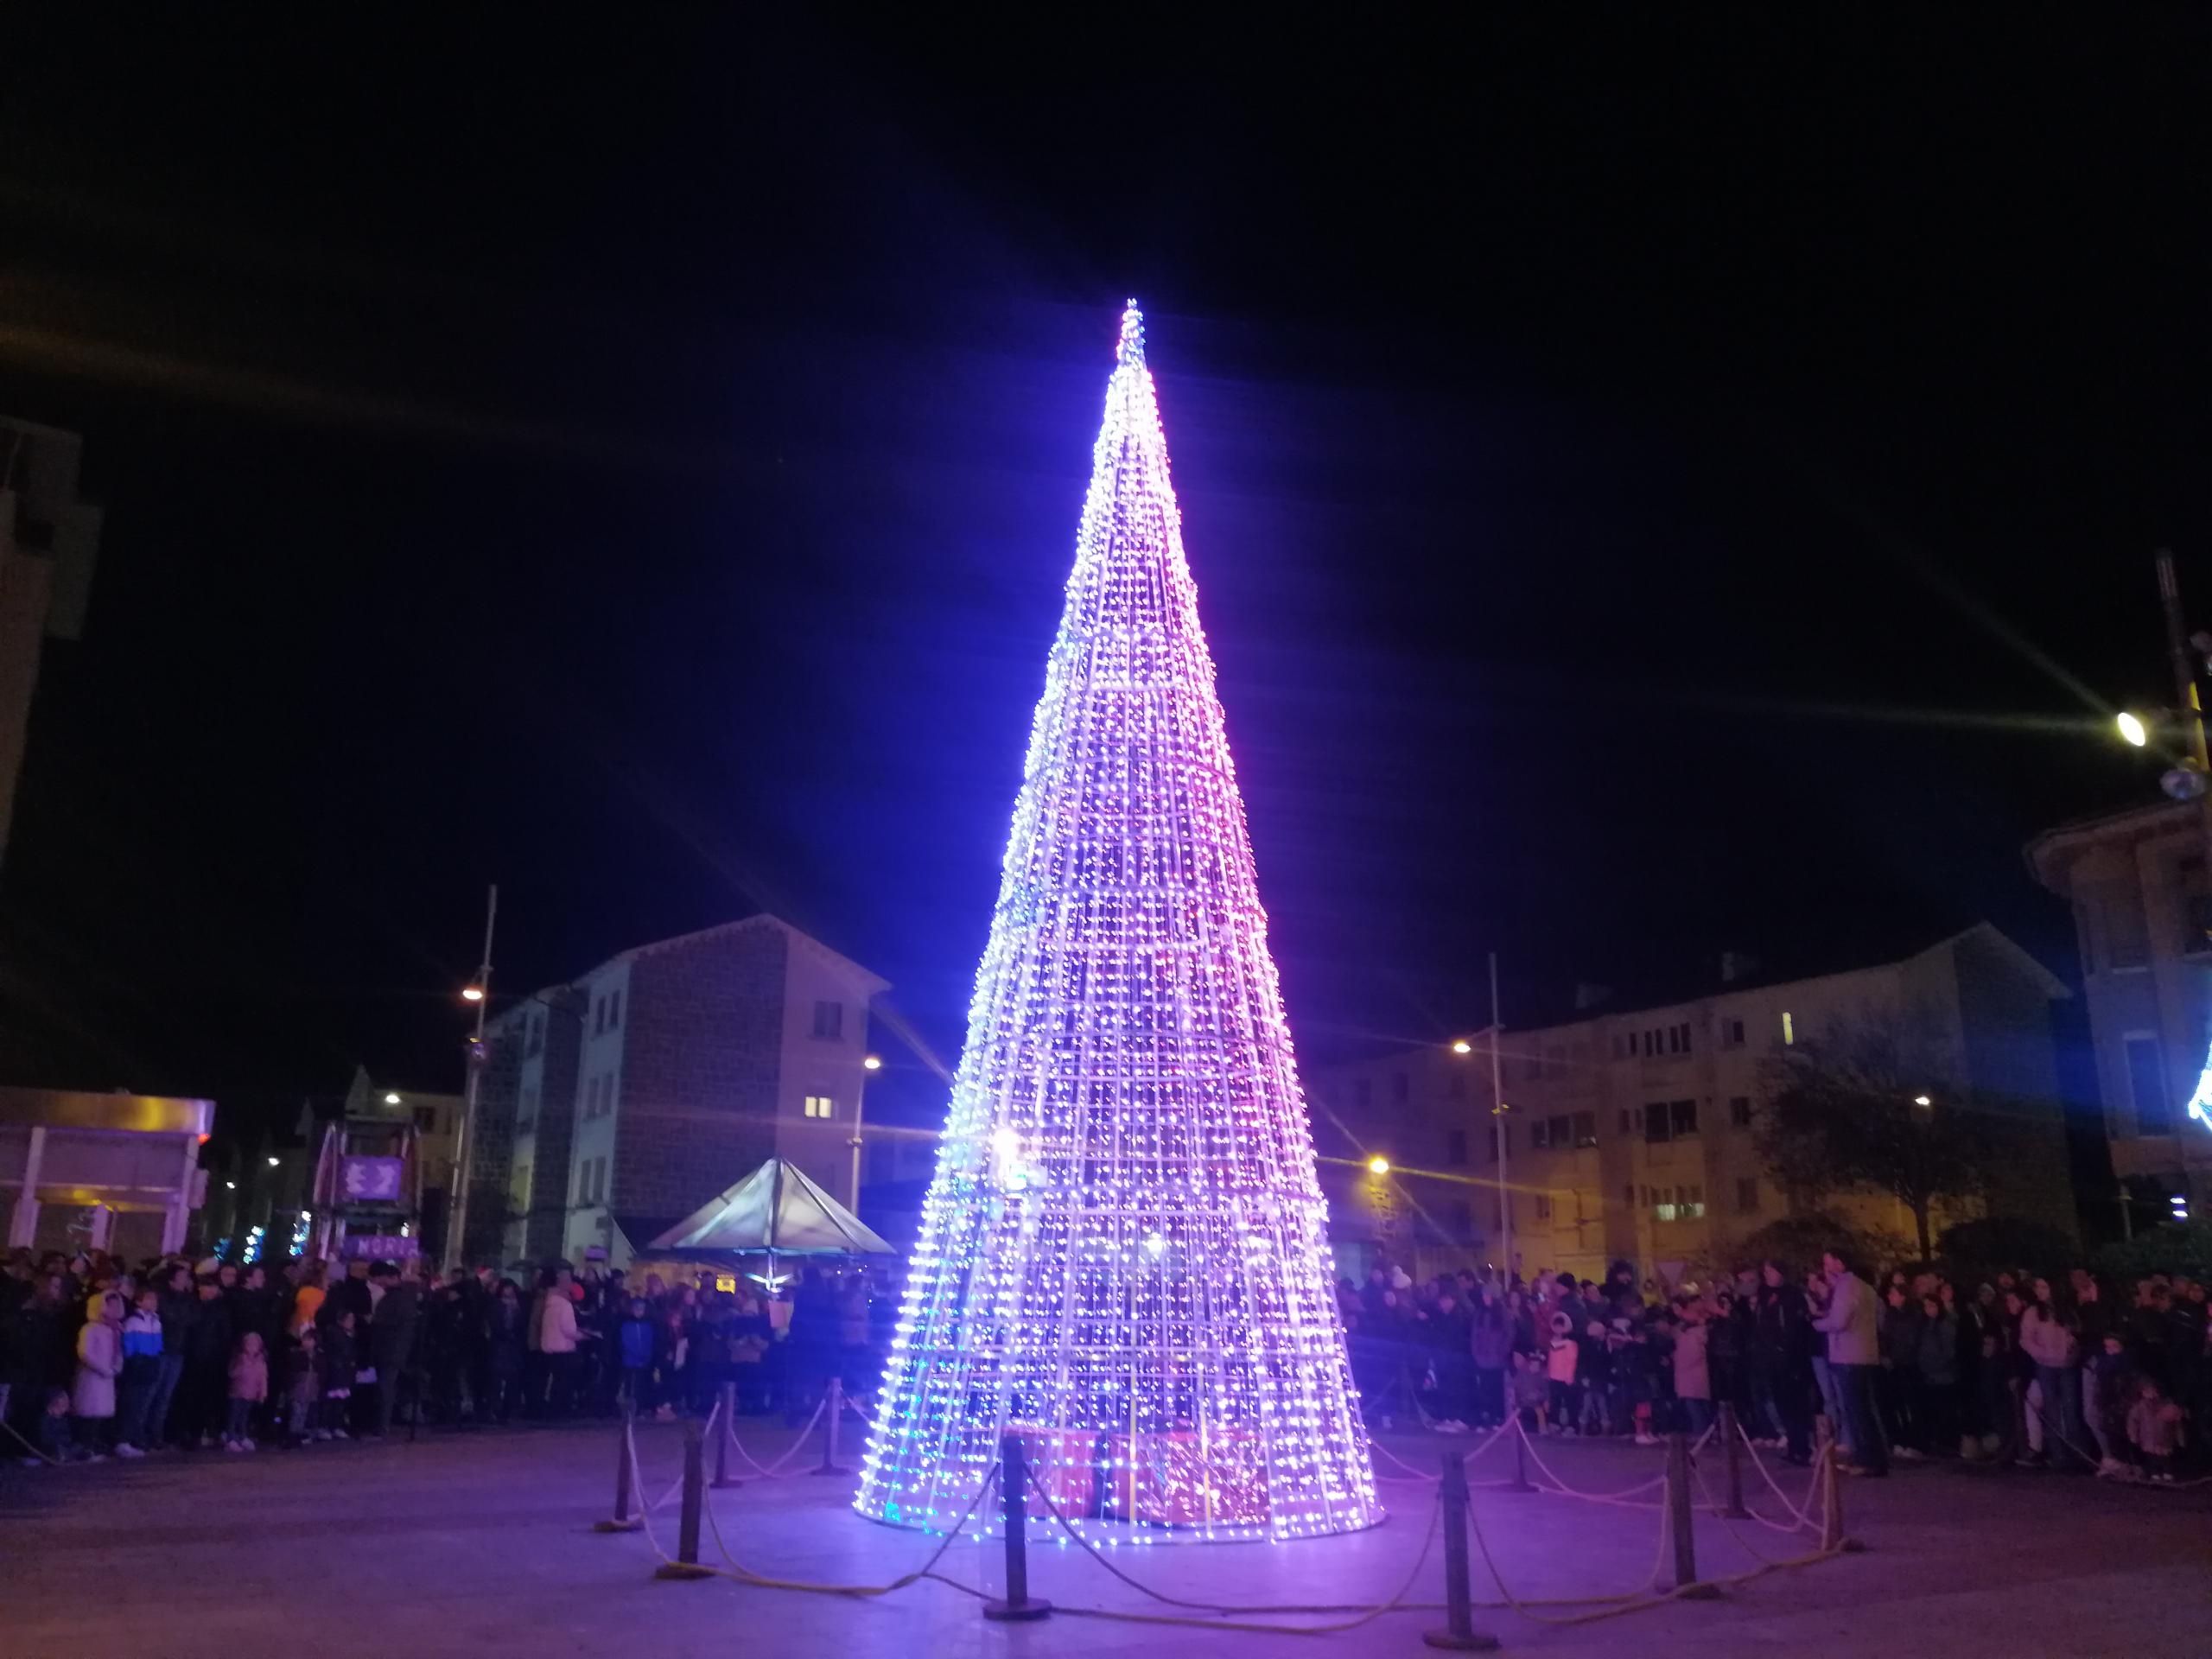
[856,303,1379,1542]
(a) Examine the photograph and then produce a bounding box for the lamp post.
[442,883,497,1273]
[1451,952,1512,1282]
[849,1053,882,1215]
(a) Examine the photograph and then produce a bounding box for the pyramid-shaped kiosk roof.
[645,1157,893,1256]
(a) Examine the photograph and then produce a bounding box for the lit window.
[804,1095,835,1120]
[1782,1011,1795,1046]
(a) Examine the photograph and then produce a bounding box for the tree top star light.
[855,302,1380,1544]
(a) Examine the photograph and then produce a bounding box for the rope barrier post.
[811,1376,849,1476]
[594,1404,643,1532]
[1508,1418,1535,1493]
[1666,1429,1721,1599]
[1718,1402,1749,1520]
[712,1383,741,1490]
[1823,1433,1866,1554]
[1422,1449,1501,1651]
[981,1432,1052,1622]
[654,1416,714,1580]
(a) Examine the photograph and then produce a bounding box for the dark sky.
[1,12,2206,1142]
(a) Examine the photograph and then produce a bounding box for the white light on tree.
[855,302,1378,1543]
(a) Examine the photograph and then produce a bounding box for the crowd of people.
[1339,1249,2206,1482]
[0,1247,895,1466]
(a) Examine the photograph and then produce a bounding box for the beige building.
[2027,800,2212,1214]
[1311,924,2074,1285]
[0,418,101,870]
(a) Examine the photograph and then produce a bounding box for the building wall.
[611,925,788,1232]
[506,990,584,1264]
[2029,804,2212,1207]
[774,940,880,1210]
[0,419,102,872]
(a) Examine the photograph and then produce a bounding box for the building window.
[1530,1118,1550,1151]
[1622,1183,1635,1206]
[812,1000,844,1040]
[607,988,623,1030]
[1535,1194,1554,1221]
[1643,1103,1667,1143]
[1670,1099,1698,1137]
[1446,1129,1469,1166]
[1682,1185,1706,1219]
[526,1014,543,1058]
[1728,1096,1752,1128]
[1781,1011,1796,1046]
[2103,885,2152,970]
[2124,1033,2172,1136]
[1618,1108,1633,1135]
[1572,1111,1597,1147]
[804,1094,836,1120]
[593,996,607,1035]
[1391,1071,1409,1103]
[1736,1176,1760,1214]
[1719,1016,1745,1050]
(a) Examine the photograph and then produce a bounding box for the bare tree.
[1754,1002,1989,1261]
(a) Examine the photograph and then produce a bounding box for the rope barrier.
[720,1398,828,1480]
[2,1415,65,1465]
[1509,1419,1668,1507]
[1727,1417,1827,1533]
[609,1408,1854,1633]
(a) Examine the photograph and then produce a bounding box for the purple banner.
[341,1156,405,1202]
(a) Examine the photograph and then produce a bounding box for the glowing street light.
[862,1054,883,1071]
[2118,711,2148,747]
[1912,1095,1932,1108]
[267,1155,280,1167]
[1366,1155,1391,1176]
[461,984,486,1003]
[1451,1039,1472,1055]
[384,1091,402,1105]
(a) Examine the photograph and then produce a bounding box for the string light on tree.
[855,302,1379,1543]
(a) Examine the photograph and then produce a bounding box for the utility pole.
[2156,550,2209,1211]
[1489,951,1511,1283]
[443,883,498,1273]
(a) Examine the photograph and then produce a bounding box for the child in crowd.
[1510,1350,1548,1431]
[226,1331,268,1452]
[34,1388,92,1465]
[1545,1312,1579,1434]
[320,1310,358,1440]
[2127,1377,2183,1484]
[117,1287,164,1458]
[285,1327,321,1447]
[618,1297,657,1415]
[73,1291,123,1453]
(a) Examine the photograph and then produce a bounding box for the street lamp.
[384,1091,402,1106]
[1451,1039,1472,1055]
[1366,1155,1391,1176]
[849,1054,882,1215]
[444,884,499,1273]
[1912,1095,1932,1108]
[2117,711,2149,747]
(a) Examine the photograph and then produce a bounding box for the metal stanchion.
[981,1433,1052,1622]
[811,1376,849,1476]
[1666,1429,1720,1599]
[1422,1449,1501,1651]
[1822,1434,1866,1553]
[654,1416,714,1580]
[712,1383,741,1490]
[594,1405,642,1532]
[1718,1402,1749,1520]
[1508,1418,1535,1493]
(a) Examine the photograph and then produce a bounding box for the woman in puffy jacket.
[73,1291,124,1446]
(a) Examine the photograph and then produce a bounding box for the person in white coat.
[73,1292,124,1450]
[1814,1250,1887,1475]
[537,1268,582,1417]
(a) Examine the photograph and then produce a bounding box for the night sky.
[1,13,2206,1146]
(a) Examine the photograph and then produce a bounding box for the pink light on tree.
[855,302,1379,1542]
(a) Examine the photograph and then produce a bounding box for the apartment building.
[474,915,888,1268]
[2027,799,2212,1215]
[1311,924,2074,1283]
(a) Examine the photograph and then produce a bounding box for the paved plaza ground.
[6,1414,2207,1658]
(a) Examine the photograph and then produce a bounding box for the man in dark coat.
[365,1261,422,1439]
